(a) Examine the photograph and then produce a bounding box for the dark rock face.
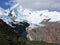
[0,19,16,36]
[0,19,30,38]
[11,21,30,38]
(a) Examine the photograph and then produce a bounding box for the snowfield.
[0,4,60,25]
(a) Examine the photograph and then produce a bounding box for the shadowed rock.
[0,19,30,38]
[11,21,30,38]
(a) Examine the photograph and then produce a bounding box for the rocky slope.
[0,19,29,38]
[0,19,59,45]
[27,19,60,44]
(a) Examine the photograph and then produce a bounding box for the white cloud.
[4,0,17,6]
[0,7,4,11]
[8,0,60,11]
[0,7,5,15]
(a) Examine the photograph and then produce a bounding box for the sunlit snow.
[0,4,60,25]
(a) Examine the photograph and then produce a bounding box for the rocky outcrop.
[0,19,16,36]
[0,19,30,38]
[26,19,60,44]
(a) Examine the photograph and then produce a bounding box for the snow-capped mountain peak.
[0,4,60,26]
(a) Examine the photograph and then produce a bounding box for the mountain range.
[0,4,60,44]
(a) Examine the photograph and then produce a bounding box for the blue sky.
[0,0,11,9]
[0,0,60,11]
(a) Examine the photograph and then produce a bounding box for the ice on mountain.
[0,4,60,25]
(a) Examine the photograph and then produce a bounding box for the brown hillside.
[27,19,60,44]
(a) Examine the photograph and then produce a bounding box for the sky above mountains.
[0,0,11,9]
[0,0,60,11]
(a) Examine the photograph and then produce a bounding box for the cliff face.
[27,20,60,44]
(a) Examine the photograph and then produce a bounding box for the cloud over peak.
[7,0,60,11]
